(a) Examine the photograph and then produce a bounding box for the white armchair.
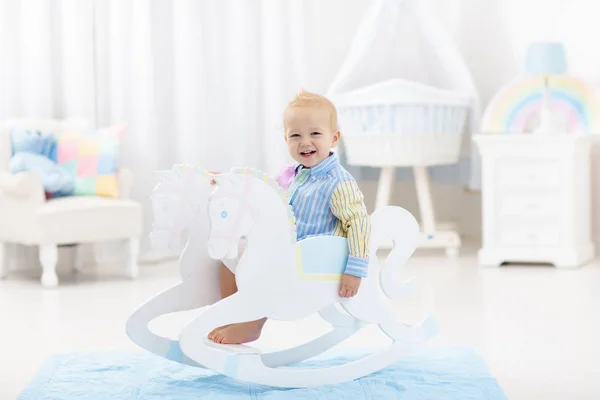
[0,118,142,287]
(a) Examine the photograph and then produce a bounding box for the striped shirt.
[278,152,371,278]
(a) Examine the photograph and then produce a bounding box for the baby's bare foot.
[207,325,230,342]
[210,319,266,344]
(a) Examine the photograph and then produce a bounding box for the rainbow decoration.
[481,75,600,133]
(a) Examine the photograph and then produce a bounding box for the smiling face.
[283,105,340,168]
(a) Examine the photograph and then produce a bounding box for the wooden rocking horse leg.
[348,293,438,345]
[179,291,272,376]
[179,292,265,353]
[126,275,220,366]
[261,304,366,367]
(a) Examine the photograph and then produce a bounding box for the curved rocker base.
[181,315,438,388]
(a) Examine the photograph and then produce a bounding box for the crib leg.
[413,166,436,235]
[375,166,395,210]
[0,242,7,279]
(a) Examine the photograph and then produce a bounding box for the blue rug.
[19,346,506,399]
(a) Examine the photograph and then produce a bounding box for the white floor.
[1,248,599,400]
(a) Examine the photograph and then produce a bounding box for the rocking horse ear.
[155,170,177,182]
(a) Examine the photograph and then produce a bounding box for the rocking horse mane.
[150,164,212,253]
[155,163,206,185]
[221,167,298,242]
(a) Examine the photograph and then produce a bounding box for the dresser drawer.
[497,224,560,247]
[495,160,560,189]
[497,195,561,217]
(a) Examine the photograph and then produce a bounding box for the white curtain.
[3,0,600,265]
[0,0,369,264]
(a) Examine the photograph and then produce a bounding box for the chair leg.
[72,244,84,275]
[126,238,140,279]
[39,245,58,288]
[0,242,7,279]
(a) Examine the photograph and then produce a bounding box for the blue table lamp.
[525,42,568,134]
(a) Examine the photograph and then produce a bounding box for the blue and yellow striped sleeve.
[330,180,371,278]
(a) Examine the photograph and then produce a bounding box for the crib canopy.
[331,79,472,109]
[327,0,478,106]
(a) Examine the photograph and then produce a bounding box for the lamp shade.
[525,42,567,75]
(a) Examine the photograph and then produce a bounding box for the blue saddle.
[296,235,349,280]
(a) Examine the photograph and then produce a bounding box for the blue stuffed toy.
[9,127,74,196]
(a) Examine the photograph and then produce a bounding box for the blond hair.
[284,89,338,131]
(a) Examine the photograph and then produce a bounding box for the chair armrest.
[0,171,45,202]
[118,167,135,199]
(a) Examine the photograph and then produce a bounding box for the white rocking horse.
[126,164,438,388]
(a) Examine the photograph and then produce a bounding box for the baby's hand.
[339,274,361,298]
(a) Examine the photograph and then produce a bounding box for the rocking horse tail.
[369,206,420,300]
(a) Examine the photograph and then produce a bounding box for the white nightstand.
[474,133,596,268]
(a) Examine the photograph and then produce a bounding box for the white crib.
[334,79,471,255]
[328,0,479,256]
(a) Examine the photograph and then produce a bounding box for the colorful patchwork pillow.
[57,124,126,198]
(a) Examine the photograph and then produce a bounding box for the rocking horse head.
[205,168,296,260]
[150,164,210,252]
[205,172,256,259]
